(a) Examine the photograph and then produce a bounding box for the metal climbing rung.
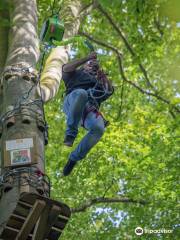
[0,193,71,240]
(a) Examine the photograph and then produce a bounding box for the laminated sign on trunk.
[4,137,38,167]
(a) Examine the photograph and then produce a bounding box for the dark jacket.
[62,68,114,106]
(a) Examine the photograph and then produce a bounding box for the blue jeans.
[63,89,105,162]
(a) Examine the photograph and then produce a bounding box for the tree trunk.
[0,85,3,176]
[0,0,9,176]
[0,2,9,73]
[1,0,44,171]
[0,1,47,232]
[5,0,39,67]
[38,0,82,102]
[0,0,84,236]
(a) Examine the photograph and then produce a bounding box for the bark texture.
[39,0,82,102]
[0,0,9,177]
[0,85,2,175]
[5,0,39,68]
[0,1,9,76]
[1,0,44,173]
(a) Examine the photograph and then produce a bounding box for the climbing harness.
[84,40,114,103]
[81,103,109,129]
[88,69,114,103]
[81,40,114,127]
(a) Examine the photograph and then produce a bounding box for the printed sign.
[6,138,33,151]
[10,148,31,165]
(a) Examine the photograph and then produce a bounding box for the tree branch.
[79,1,97,25]
[79,31,122,55]
[71,196,147,213]
[117,54,180,113]
[117,77,125,119]
[95,1,155,90]
[80,31,180,114]
[79,0,97,16]
[154,17,164,37]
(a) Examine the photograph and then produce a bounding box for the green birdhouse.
[40,15,64,44]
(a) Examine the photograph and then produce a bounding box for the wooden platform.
[0,192,71,240]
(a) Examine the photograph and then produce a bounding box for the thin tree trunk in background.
[39,0,82,102]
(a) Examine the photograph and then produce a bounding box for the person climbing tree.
[62,52,114,176]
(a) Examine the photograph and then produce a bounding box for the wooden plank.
[53,216,67,230]
[15,199,45,240]
[5,226,19,233]
[1,227,33,240]
[52,226,63,232]
[43,205,62,239]
[52,222,66,231]
[8,213,26,230]
[20,193,71,217]
[57,214,69,221]
[1,226,19,240]
[12,213,26,221]
[7,218,23,230]
[33,205,62,240]
[18,200,32,208]
[32,204,51,240]
[14,203,30,218]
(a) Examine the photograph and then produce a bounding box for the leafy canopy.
[37,0,180,239]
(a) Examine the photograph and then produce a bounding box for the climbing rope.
[88,69,113,101]
[83,40,114,104]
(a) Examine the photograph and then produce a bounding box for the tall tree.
[0,0,84,237]
[0,0,179,239]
